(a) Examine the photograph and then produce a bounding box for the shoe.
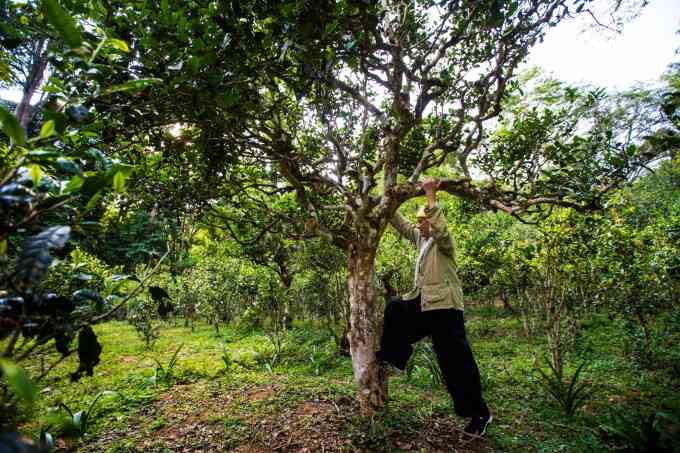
[464,406,492,436]
[376,355,404,377]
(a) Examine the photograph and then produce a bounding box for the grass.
[7,304,680,452]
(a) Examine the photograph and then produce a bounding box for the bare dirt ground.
[79,380,494,452]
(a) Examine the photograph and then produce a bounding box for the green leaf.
[39,120,56,139]
[43,110,68,134]
[27,149,62,159]
[81,174,108,197]
[44,0,83,48]
[108,163,134,176]
[73,411,83,431]
[112,171,126,192]
[55,157,81,175]
[0,105,26,146]
[0,359,37,405]
[220,89,240,108]
[29,164,42,186]
[84,191,102,212]
[101,78,162,96]
[63,174,84,193]
[187,56,202,74]
[107,38,129,52]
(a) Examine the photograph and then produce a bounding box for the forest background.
[0,0,679,451]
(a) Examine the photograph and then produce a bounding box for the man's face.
[417,217,430,238]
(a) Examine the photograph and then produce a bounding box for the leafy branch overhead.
[0,0,170,400]
[71,0,664,248]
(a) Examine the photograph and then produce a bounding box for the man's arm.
[390,211,418,245]
[422,178,438,210]
[422,178,455,257]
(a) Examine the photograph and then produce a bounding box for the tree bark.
[347,243,388,416]
[16,38,48,131]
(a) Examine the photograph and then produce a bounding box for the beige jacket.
[390,205,464,311]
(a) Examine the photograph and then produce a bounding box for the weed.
[221,344,232,372]
[534,355,596,416]
[600,408,680,452]
[149,416,166,431]
[223,416,249,449]
[406,341,444,386]
[253,344,279,373]
[306,344,337,376]
[57,390,119,437]
[107,439,140,452]
[150,344,183,387]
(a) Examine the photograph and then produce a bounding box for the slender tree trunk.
[500,290,515,314]
[16,38,48,131]
[634,305,652,355]
[347,243,388,416]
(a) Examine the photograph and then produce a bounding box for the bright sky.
[524,0,680,89]
[1,1,678,104]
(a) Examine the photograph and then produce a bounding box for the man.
[377,177,492,436]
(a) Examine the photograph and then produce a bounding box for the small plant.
[151,344,183,387]
[129,312,160,349]
[406,341,444,386]
[600,408,680,453]
[58,390,119,437]
[263,362,274,375]
[253,347,278,374]
[265,327,287,362]
[0,359,37,429]
[221,344,232,373]
[422,343,444,386]
[253,340,282,373]
[307,345,325,376]
[534,355,596,416]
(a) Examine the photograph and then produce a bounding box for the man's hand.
[421,178,439,194]
[421,178,439,208]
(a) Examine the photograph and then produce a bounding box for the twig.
[16,195,78,228]
[0,158,26,187]
[458,427,488,444]
[585,9,620,33]
[1,321,22,358]
[36,350,74,382]
[89,251,169,323]
[14,326,66,362]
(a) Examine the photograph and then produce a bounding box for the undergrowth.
[7,304,679,452]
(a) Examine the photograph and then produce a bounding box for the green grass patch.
[7,307,679,452]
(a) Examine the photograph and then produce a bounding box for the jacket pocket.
[422,282,450,304]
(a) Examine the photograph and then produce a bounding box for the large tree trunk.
[347,243,388,416]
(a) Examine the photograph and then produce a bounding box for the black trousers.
[378,296,486,418]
